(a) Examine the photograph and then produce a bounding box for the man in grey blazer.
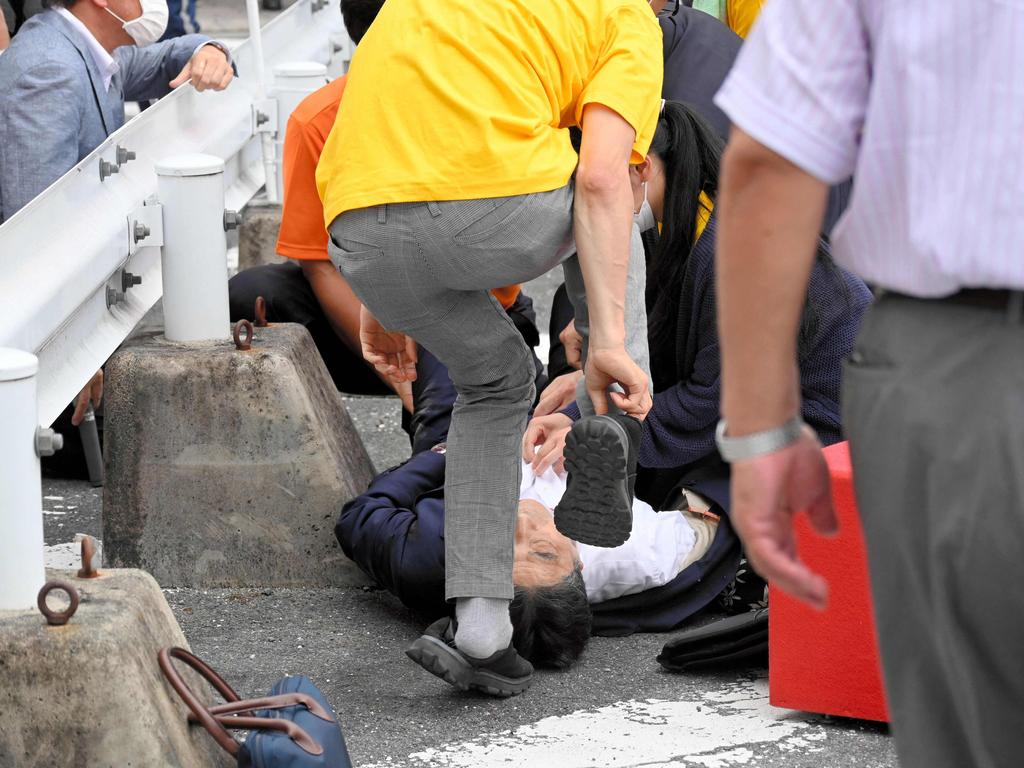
[0,0,233,223]
[0,0,232,457]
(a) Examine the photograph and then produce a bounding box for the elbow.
[574,163,628,199]
[721,128,799,189]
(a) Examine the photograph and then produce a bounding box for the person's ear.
[636,156,653,182]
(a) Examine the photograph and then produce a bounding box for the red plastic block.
[768,441,890,722]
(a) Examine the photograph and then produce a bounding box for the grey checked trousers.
[328,184,649,600]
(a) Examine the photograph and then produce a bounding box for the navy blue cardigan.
[567,215,872,472]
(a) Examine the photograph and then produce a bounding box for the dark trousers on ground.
[229,261,545,455]
[843,292,1024,768]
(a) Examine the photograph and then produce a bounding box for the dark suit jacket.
[661,8,743,141]
[336,450,744,637]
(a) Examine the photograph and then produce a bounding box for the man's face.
[513,499,581,588]
[98,0,146,46]
[650,0,671,14]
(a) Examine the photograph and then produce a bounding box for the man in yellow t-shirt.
[317,0,664,696]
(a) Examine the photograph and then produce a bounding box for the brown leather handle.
[158,647,242,757]
[213,716,324,756]
[189,692,334,723]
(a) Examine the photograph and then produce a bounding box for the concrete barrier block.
[238,198,285,272]
[103,324,376,587]
[0,569,233,768]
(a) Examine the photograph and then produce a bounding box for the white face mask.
[106,0,169,47]
[633,181,657,234]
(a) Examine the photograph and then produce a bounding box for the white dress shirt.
[716,1,1024,297]
[57,8,118,91]
[518,462,699,604]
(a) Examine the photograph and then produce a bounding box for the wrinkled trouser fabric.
[329,185,650,600]
[843,292,1024,768]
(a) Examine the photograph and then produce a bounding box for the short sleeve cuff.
[715,68,856,185]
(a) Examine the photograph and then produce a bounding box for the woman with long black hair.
[525,101,871,613]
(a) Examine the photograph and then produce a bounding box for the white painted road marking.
[364,678,826,767]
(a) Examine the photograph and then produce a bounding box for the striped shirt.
[715,0,1024,297]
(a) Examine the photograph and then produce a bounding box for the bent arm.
[116,34,220,100]
[299,260,363,356]
[717,128,828,436]
[335,451,446,602]
[573,104,636,348]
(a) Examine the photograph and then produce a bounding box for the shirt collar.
[56,8,119,91]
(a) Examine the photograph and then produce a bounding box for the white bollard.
[156,154,231,343]
[271,62,329,203]
[0,348,46,611]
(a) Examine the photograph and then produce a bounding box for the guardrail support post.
[0,349,46,610]
[156,155,231,342]
[270,62,329,202]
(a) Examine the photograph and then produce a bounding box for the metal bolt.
[255,111,270,127]
[99,159,119,181]
[116,145,136,166]
[223,210,242,231]
[35,427,64,458]
[121,270,143,292]
[133,221,151,244]
[77,536,101,579]
[106,286,125,308]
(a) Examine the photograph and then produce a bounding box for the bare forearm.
[300,260,363,356]
[573,171,633,347]
[716,129,829,435]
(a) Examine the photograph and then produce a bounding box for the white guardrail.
[0,0,352,427]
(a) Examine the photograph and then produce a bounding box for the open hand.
[359,306,417,384]
[534,370,583,417]
[170,45,234,92]
[72,369,103,426]
[522,413,573,474]
[729,425,838,610]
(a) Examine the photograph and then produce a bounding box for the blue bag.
[159,647,352,768]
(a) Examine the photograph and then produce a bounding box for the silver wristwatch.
[715,415,805,463]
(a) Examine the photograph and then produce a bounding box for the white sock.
[454,597,513,659]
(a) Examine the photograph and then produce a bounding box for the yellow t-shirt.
[726,0,765,38]
[317,0,664,226]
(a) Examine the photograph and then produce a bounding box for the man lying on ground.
[336,445,754,669]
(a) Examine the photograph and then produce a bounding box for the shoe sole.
[405,636,532,698]
[555,417,633,547]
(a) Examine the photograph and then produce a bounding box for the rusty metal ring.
[38,580,80,626]
[233,319,254,351]
[254,296,268,328]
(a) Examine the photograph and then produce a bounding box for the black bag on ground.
[657,608,769,672]
[159,647,352,767]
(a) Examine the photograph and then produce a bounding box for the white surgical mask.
[106,0,169,47]
[633,181,657,234]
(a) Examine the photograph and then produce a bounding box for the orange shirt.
[276,76,521,309]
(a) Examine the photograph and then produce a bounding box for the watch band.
[715,415,805,463]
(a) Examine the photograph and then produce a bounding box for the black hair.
[645,101,724,384]
[510,565,591,669]
[340,0,385,45]
[645,101,845,389]
[40,0,75,9]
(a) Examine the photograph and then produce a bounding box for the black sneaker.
[405,617,534,698]
[554,413,641,547]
